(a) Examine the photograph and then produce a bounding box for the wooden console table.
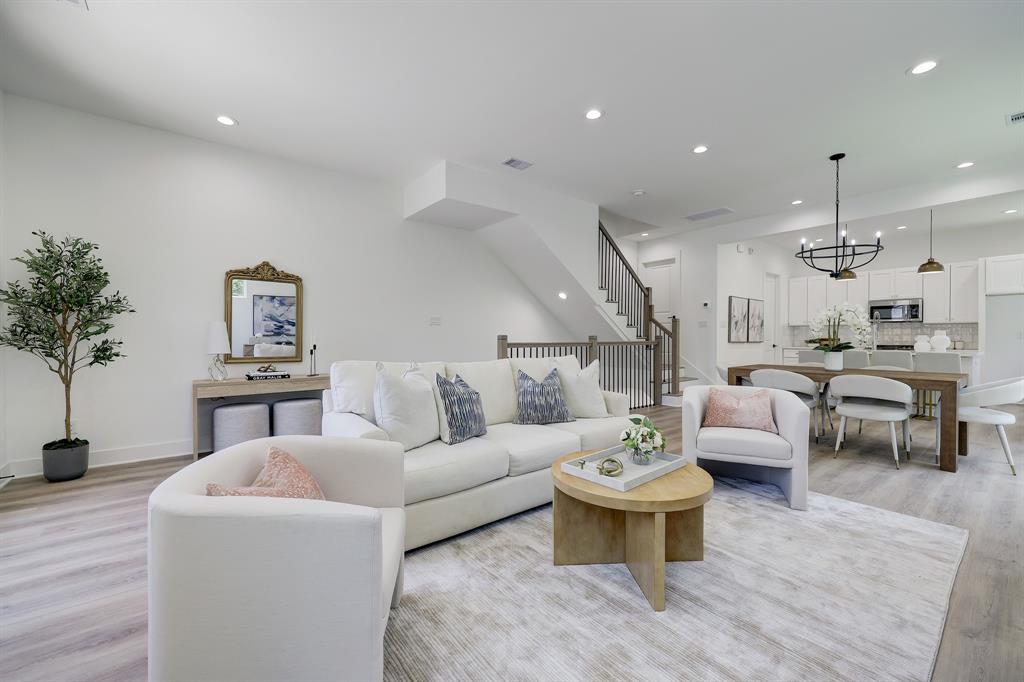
[192,375,330,459]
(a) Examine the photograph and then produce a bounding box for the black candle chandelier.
[795,153,883,280]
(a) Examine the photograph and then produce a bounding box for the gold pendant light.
[917,209,945,274]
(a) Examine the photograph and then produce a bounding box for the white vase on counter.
[914,335,932,352]
[824,352,843,371]
[930,330,951,352]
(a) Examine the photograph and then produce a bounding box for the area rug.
[383,478,968,682]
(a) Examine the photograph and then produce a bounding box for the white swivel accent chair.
[683,385,809,510]
[945,377,1023,475]
[831,375,914,469]
[148,436,406,682]
[750,369,827,443]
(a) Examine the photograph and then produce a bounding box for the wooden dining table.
[728,364,969,473]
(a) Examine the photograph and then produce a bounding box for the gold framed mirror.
[223,261,302,363]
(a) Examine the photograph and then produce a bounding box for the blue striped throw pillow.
[514,369,575,425]
[435,374,487,445]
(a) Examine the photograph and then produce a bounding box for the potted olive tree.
[0,231,133,482]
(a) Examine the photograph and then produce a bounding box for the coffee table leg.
[665,505,704,562]
[624,511,666,611]
[553,487,625,566]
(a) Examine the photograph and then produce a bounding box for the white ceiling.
[761,189,1024,249]
[2,1,1022,233]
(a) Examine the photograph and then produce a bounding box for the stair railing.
[649,315,680,395]
[498,335,662,408]
[598,222,649,339]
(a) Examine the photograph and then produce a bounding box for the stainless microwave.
[869,299,923,322]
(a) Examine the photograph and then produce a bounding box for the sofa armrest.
[771,390,810,466]
[148,495,387,682]
[322,389,334,413]
[681,386,709,464]
[322,411,388,441]
[602,390,630,417]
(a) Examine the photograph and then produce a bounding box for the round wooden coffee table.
[550,451,713,611]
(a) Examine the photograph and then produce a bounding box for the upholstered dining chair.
[148,436,406,682]
[831,375,914,469]
[797,349,825,366]
[750,369,827,443]
[842,349,870,369]
[869,349,914,371]
[939,377,1023,475]
[683,385,809,510]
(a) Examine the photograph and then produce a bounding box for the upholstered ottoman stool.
[213,403,270,452]
[272,398,323,436]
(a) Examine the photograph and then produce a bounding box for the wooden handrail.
[598,221,646,291]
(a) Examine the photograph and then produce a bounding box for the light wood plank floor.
[1,408,1020,682]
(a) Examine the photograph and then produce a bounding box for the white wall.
[853,220,1024,271]
[0,89,8,481]
[1,95,571,475]
[716,239,794,370]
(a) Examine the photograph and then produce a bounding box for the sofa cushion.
[546,416,634,451]
[480,423,581,476]
[330,360,444,424]
[445,359,517,425]
[696,426,792,461]
[513,369,574,425]
[403,438,509,505]
[373,364,439,451]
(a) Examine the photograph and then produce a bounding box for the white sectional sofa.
[322,357,634,549]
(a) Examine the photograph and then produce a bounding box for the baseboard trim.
[0,462,13,491]
[5,439,192,479]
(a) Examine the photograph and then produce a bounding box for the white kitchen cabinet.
[985,254,1024,295]
[922,269,950,323]
[826,277,846,306]
[807,276,826,320]
[949,261,979,323]
[788,277,808,326]
[869,270,893,300]
[892,267,923,299]
[847,275,870,309]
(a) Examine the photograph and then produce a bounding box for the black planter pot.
[42,441,90,482]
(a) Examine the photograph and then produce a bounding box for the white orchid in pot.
[806,303,872,371]
[620,416,665,465]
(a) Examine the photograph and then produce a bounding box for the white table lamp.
[206,321,230,381]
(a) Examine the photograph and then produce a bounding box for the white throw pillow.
[558,360,609,418]
[373,363,440,451]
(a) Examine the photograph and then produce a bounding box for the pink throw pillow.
[702,388,778,434]
[206,446,325,500]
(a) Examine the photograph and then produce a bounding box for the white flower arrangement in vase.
[807,303,872,370]
[620,416,665,465]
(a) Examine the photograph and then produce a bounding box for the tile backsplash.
[786,323,978,349]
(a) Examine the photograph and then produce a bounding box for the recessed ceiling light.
[641,232,649,237]
[557,291,568,300]
[956,161,974,169]
[692,145,708,154]
[896,225,908,230]
[1004,209,1019,214]
[791,199,803,205]
[585,109,602,120]
[632,189,646,198]
[216,115,237,126]
[908,60,937,76]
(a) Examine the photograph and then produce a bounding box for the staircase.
[598,223,690,401]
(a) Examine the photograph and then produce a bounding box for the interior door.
[764,274,780,363]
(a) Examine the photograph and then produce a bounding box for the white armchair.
[148,436,405,682]
[683,385,809,510]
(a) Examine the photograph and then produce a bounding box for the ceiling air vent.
[685,207,734,222]
[1007,110,1024,126]
[502,157,533,171]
